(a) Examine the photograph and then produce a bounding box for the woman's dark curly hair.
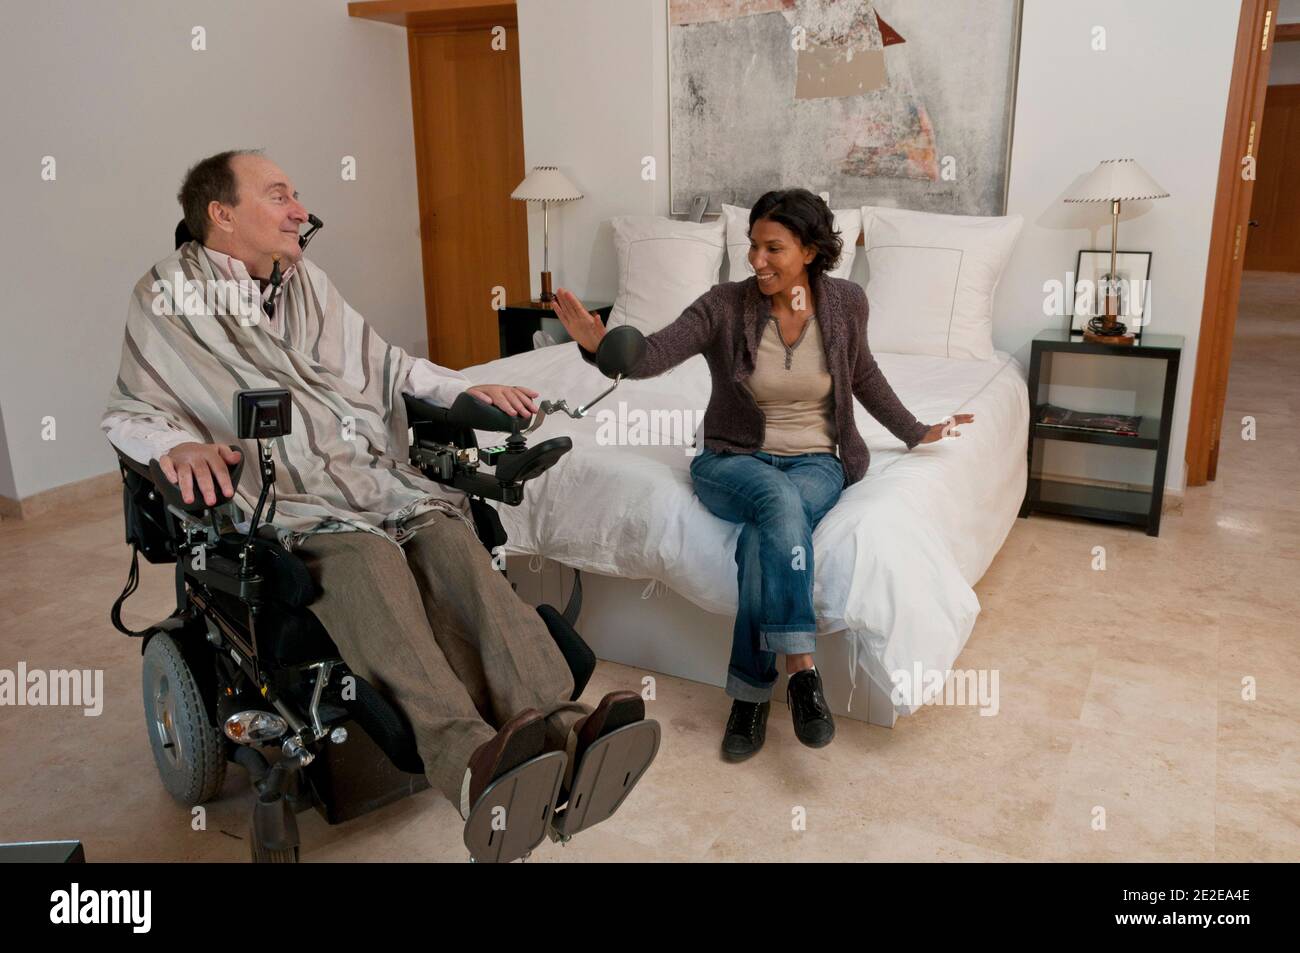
[748,188,843,281]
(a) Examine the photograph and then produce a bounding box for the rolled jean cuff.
[759,627,817,656]
[726,670,775,703]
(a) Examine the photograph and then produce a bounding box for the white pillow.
[606,215,726,334]
[859,205,1023,360]
[722,203,861,282]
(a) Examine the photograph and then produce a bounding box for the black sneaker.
[786,668,835,748]
[721,699,770,762]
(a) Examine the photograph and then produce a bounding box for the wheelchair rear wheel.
[142,632,227,805]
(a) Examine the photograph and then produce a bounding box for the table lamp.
[1064,158,1169,344]
[510,166,583,304]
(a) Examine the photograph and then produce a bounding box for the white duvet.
[462,343,1028,714]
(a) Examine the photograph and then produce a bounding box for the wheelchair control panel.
[406,391,573,506]
[404,326,648,505]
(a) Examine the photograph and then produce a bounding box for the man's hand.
[158,442,243,506]
[466,384,540,417]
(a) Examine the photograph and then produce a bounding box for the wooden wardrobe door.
[409,22,530,369]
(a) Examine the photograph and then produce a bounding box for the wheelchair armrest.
[117,451,153,483]
[403,393,446,426]
[404,393,477,449]
[143,446,244,516]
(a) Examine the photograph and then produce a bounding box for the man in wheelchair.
[101,150,659,862]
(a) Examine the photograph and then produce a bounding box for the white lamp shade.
[511,166,583,202]
[1063,159,1169,203]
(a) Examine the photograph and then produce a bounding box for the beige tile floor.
[1,273,1296,862]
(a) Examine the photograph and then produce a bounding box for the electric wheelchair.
[109,241,654,863]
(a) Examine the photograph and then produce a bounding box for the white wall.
[0,0,427,500]
[516,0,1244,494]
[516,0,665,306]
[997,0,1240,493]
[0,407,17,500]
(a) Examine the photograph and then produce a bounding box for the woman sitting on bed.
[553,188,972,762]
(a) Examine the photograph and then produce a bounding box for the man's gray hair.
[177,149,263,243]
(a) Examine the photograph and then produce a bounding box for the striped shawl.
[105,241,470,548]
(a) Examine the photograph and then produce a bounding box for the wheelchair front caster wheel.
[249,826,300,864]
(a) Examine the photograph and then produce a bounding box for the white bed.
[460,338,1029,726]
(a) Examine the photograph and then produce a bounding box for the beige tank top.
[743,315,838,456]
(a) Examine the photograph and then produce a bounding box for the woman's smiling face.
[748,217,816,298]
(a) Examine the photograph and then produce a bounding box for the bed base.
[507,558,898,728]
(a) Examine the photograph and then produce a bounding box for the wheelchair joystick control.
[239,440,278,579]
[232,387,292,577]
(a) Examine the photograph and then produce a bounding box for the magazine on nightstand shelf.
[1037,403,1142,436]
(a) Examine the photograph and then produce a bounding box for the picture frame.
[666,0,1025,218]
[1070,249,1153,339]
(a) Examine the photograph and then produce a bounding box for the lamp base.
[1082,329,1137,346]
[1082,309,1135,345]
[535,271,555,305]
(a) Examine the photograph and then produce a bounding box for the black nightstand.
[497,299,613,359]
[1019,329,1183,537]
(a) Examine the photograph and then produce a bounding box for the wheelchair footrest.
[463,751,565,863]
[551,720,660,839]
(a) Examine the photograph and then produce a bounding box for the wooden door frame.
[350,0,525,368]
[1185,0,1279,486]
[349,0,516,30]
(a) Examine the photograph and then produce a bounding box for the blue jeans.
[689,448,845,702]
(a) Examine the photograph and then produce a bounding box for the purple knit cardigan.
[580,271,929,485]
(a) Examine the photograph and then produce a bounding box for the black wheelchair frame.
[111,393,593,863]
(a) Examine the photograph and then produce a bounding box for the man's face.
[213,155,308,268]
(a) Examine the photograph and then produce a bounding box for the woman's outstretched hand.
[917,413,975,444]
[553,288,607,354]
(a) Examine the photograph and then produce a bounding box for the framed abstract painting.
[667,0,1023,217]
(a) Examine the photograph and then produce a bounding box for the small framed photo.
[1070,250,1153,338]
